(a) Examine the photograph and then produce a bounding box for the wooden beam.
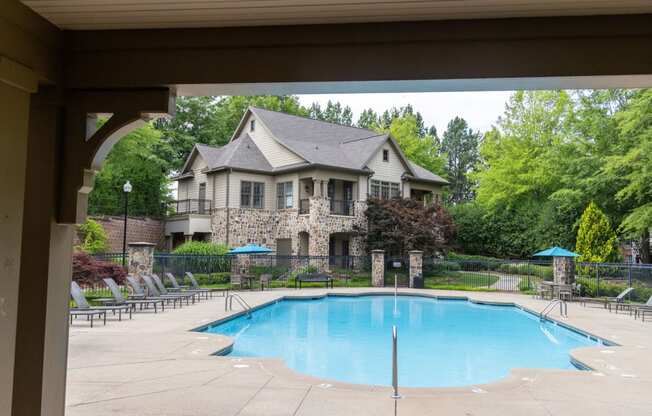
[63,14,652,89]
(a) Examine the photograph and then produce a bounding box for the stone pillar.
[312,178,321,197]
[409,250,423,288]
[231,254,251,275]
[553,256,575,284]
[371,250,385,287]
[127,242,155,278]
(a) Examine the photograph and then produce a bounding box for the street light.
[122,180,132,267]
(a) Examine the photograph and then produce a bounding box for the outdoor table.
[541,281,571,299]
[295,273,334,289]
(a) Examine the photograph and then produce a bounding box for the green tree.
[441,117,481,203]
[575,202,619,263]
[89,123,171,216]
[309,100,354,125]
[603,89,652,263]
[357,108,380,129]
[385,114,446,177]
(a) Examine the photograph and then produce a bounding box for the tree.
[88,123,171,217]
[357,108,380,129]
[603,89,652,263]
[385,114,446,177]
[360,198,453,255]
[441,117,481,203]
[575,202,619,263]
[310,100,354,125]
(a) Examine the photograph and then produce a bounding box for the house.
[165,107,448,257]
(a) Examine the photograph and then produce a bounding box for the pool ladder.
[225,293,252,318]
[540,299,568,320]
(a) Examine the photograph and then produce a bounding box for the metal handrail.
[540,299,567,320]
[391,325,401,399]
[225,293,252,318]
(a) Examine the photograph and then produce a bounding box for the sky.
[298,91,514,135]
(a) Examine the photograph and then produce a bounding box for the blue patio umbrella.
[533,246,579,257]
[229,244,273,254]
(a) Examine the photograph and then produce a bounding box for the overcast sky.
[298,91,514,135]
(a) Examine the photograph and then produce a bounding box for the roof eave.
[403,175,449,186]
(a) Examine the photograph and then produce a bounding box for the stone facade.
[210,197,367,263]
[553,256,575,284]
[408,250,423,288]
[127,242,155,279]
[371,250,385,287]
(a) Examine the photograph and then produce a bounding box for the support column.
[371,250,385,287]
[12,87,75,416]
[409,250,423,288]
[127,242,156,279]
[0,78,31,416]
[553,256,575,284]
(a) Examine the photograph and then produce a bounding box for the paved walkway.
[489,274,522,291]
[66,288,652,415]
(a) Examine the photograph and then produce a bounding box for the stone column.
[312,178,322,197]
[553,256,575,284]
[127,242,156,278]
[409,250,423,288]
[371,249,385,287]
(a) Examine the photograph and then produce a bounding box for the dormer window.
[250,119,256,132]
[382,149,389,162]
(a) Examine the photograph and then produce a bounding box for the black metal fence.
[76,281,128,299]
[167,199,212,215]
[422,257,553,292]
[330,200,354,216]
[153,253,232,278]
[575,262,652,303]
[384,255,410,287]
[92,252,126,265]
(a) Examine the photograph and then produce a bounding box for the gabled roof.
[181,107,448,184]
[179,134,273,175]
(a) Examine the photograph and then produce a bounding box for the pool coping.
[190,290,620,387]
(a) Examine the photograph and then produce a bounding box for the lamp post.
[122,180,132,267]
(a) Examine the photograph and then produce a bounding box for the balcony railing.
[330,199,354,216]
[299,199,310,215]
[168,199,212,215]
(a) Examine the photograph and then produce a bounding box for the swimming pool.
[200,295,602,387]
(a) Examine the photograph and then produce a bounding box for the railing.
[575,261,652,302]
[391,325,400,399]
[75,281,128,299]
[299,199,310,214]
[225,293,252,318]
[540,299,568,319]
[330,199,355,216]
[167,199,212,215]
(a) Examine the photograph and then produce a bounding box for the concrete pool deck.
[66,288,652,415]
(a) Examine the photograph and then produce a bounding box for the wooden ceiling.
[22,0,652,30]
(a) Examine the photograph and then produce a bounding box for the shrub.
[172,241,230,256]
[250,265,289,279]
[72,252,126,285]
[575,277,652,303]
[575,202,619,263]
[498,263,553,280]
[76,218,108,254]
[423,260,461,276]
[185,272,230,286]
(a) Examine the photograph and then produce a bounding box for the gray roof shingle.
[186,107,447,184]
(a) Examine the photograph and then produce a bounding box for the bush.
[575,277,652,303]
[72,252,126,285]
[185,272,230,286]
[250,265,289,279]
[76,219,108,254]
[423,260,461,275]
[498,263,553,280]
[172,241,230,255]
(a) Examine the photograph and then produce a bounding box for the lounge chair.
[150,274,197,304]
[166,272,211,299]
[70,281,132,322]
[579,287,635,309]
[620,295,652,320]
[185,272,225,297]
[606,287,636,312]
[69,309,106,328]
[126,275,183,309]
[102,278,166,313]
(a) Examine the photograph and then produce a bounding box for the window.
[370,180,400,200]
[241,181,265,208]
[382,149,389,162]
[250,119,256,132]
[276,181,293,209]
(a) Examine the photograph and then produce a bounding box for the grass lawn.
[424,271,499,291]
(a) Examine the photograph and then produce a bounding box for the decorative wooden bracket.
[59,88,175,224]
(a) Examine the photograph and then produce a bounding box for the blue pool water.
[201,295,600,387]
